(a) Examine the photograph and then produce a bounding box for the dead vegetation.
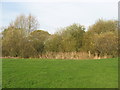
[37,52,109,60]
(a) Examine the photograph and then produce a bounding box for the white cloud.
[20,2,117,34]
[1,1,118,34]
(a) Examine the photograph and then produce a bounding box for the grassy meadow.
[2,58,118,88]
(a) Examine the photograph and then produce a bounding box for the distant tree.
[26,14,39,34]
[44,34,61,52]
[10,15,26,30]
[10,14,39,35]
[2,27,25,57]
[29,30,50,56]
[2,17,118,59]
[82,19,118,57]
[94,31,118,57]
[2,27,47,58]
[59,24,85,52]
[45,24,85,52]
[88,19,117,34]
[82,31,96,54]
[19,38,37,58]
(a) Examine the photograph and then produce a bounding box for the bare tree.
[10,14,39,35]
[26,14,39,34]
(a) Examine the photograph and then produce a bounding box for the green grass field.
[2,58,118,88]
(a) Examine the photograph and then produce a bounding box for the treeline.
[1,14,118,59]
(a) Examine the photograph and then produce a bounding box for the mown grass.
[2,58,118,88]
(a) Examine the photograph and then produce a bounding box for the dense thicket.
[82,20,118,58]
[45,24,85,52]
[1,15,118,59]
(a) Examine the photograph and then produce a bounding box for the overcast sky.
[1,0,118,34]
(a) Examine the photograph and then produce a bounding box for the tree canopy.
[1,15,118,58]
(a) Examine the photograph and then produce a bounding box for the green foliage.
[45,34,61,52]
[3,58,118,88]
[19,38,37,58]
[60,24,85,52]
[29,30,50,55]
[82,19,118,57]
[2,18,118,58]
[46,23,85,52]
[88,19,117,34]
[2,27,50,58]
[2,27,25,57]
[94,31,118,57]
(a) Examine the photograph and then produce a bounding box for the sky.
[1,0,119,34]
